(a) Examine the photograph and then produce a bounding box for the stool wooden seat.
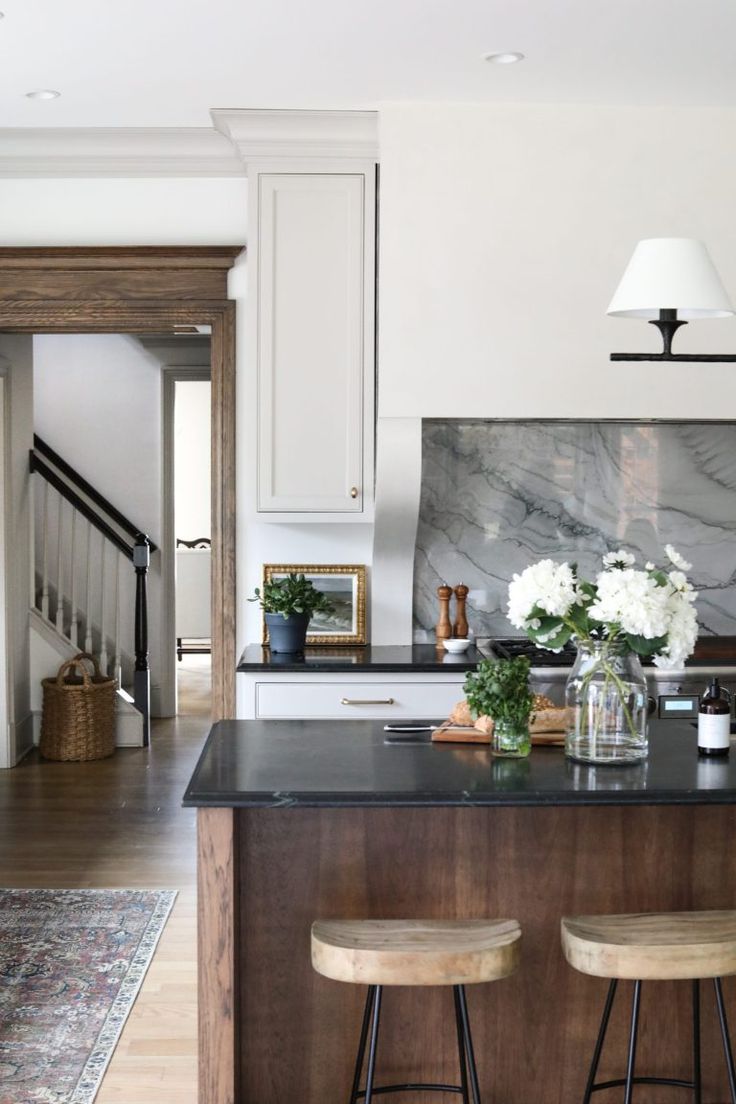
[312,918,521,986]
[562,910,736,1104]
[562,910,736,980]
[312,918,522,1104]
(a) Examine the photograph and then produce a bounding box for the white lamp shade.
[607,238,734,320]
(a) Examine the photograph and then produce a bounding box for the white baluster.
[99,538,108,675]
[113,551,122,687]
[40,480,50,620]
[84,521,93,655]
[70,509,79,647]
[55,495,65,635]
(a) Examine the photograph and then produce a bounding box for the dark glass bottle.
[698,678,731,757]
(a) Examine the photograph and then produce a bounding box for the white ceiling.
[3,0,736,128]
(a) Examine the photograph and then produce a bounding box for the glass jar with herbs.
[463,657,535,758]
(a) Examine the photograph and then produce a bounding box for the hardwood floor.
[0,657,212,1101]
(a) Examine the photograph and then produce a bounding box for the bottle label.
[698,712,731,750]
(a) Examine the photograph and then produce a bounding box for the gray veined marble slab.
[413,421,736,639]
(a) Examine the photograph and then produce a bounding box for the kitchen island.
[185,719,736,1104]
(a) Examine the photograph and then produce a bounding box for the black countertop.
[236,643,484,673]
[182,718,736,809]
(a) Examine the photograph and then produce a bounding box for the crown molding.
[0,128,245,178]
[211,108,379,166]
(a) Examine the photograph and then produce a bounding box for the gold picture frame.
[261,564,367,646]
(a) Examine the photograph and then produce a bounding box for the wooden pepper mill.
[436,584,453,644]
[453,583,469,639]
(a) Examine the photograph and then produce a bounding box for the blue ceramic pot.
[265,612,310,653]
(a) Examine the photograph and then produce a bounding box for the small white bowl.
[443,638,471,654]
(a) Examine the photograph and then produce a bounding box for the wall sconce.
[608,238,736,361]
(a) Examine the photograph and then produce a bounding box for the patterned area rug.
[0,888,176,1104]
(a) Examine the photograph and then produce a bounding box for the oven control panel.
[657,694,700,720]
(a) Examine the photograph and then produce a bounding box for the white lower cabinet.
[240,673,467,721]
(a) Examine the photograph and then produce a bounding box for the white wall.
[35,334,164,539]
[0,178,248,246]
[378,103,736,419]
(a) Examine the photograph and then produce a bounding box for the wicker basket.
[40,653,117,761]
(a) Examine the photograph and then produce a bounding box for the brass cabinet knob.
[350,486,359,499]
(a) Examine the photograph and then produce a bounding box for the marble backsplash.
[414,421,736,639]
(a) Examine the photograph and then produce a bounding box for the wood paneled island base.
[187,721,736,1104]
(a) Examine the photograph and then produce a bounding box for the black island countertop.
[182,717,736,809]
[236,643,484,672]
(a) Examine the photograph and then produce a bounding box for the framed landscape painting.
[261,564,367,646]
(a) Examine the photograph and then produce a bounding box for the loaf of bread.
[449,700,475,727]
[530,707,567,733]
[449,696,565,735]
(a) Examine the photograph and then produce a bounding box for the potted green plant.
[250,573,334,654]
[463,656,535,758]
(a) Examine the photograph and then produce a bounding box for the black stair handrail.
[30,452,135,560]
[32,435,158,553]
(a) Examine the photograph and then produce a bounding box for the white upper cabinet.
[255,169,376,518]
[210,109,379,522]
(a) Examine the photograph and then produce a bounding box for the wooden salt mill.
[453,583,469,639]
[436,584,453,644]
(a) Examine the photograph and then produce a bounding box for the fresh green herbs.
[463,657,535,729]
[249,573,334,620]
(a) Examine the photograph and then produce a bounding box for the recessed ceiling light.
[25,89,61,100]
[483,52,525,65]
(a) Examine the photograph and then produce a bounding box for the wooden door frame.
[0,247,243,721]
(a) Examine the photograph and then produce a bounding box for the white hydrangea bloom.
[665,544,692,572]
[654,595,699,668]
[507,559,578,629]
[667,570,697,599]
[602,549,636,569]
[588,568,670,639]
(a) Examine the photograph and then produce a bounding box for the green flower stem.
[574,652,639,743]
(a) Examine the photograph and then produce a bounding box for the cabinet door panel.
[257,173,366,512]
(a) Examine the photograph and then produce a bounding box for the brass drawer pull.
[340,697,395,706]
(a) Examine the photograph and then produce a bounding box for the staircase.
[29,436,155,746]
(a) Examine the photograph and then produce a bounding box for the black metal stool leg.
[582,979,618,1104]
[349,987,376,1104]
[623,980,642,1104]
[453,986,470,1104]
[457,985,482,1104]
[363,984,383,1104]
[692,980,701,1104]
[714,978,736,1104]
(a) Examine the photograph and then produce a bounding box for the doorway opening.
[0,244,240,762]
[163,366,212,718]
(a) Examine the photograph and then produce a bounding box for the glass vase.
[492,719,531,759]
[565,641,648,764]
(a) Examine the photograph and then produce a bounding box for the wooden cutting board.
[431,725,565,747]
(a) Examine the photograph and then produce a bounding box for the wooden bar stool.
[312,918,522,1104]
[562,910,736,1104]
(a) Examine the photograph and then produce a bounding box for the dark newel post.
[133,534,151,747]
